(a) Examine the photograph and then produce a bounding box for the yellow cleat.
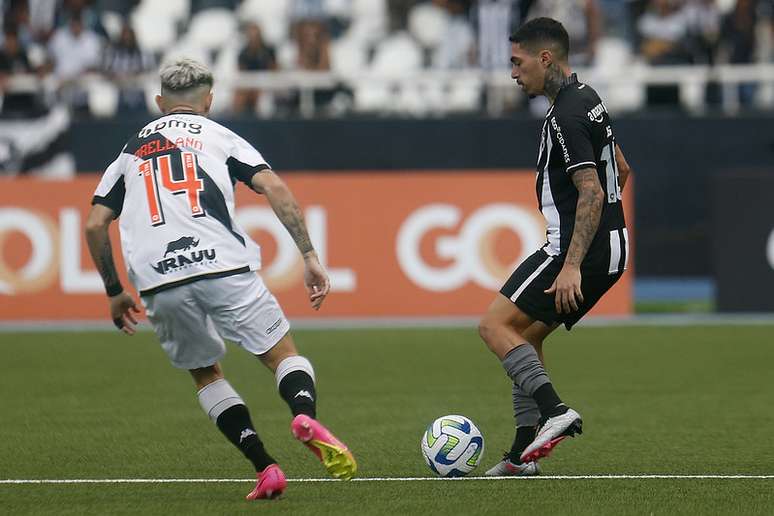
[291,414,357,480]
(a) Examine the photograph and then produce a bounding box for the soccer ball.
[421,414,484,477]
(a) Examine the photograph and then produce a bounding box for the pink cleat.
[245,464,287,500]
[291,414,357,480]
[520,408,583,463]
[520,436,568,463]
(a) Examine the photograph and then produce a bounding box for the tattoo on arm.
[254,171,315,256]
[269,190,315,256]
[86,225,121,287]
[98,239,121,286]
[565,167,604,267]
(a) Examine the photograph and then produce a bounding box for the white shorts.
[141,272,291,370]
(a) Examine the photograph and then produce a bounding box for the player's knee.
[257,334,298,372]
[478,318,499,345]
[190,364,223,390]
[258,349,296,373]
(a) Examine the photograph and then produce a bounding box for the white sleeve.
[226,132,271,185]
[231,132,269,167]
[92,153,127,217]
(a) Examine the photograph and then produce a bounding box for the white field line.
[2,314,774,333]
[1,475,773,484]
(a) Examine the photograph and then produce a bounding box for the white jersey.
[92,112,269,296]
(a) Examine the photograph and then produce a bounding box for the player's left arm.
[546,167,605,314]
[250,169,330,310]
[84,204,140,334]
[544,112,605,314]
[615,143,633,190]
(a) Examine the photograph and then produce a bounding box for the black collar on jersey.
[165,110,204,116]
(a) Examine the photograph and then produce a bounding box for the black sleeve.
[549,113,596,175]
[227,156,271,187]
[91,176,125,218]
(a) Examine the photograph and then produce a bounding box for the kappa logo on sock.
[239,428,257,443]
[294,390,314,401]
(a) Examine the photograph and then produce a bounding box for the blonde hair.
[159,58,214,95]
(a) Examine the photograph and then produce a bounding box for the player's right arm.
[250,170,331,310]
[84,204,140,334]
[86,152,140,334]
[615,143,633,190]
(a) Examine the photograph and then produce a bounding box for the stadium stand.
[0,0,770,120]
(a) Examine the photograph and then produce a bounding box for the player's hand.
[109,292,141,335]
[545,265,584,314]
[303,252,331,310]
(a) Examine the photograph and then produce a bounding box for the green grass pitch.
[1,325,773,515]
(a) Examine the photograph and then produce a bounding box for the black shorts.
[500,248,622,330]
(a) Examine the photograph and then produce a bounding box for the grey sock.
[501,344,551,396]
[512,382,540,427]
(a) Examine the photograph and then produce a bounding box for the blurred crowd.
[0,0,772,117]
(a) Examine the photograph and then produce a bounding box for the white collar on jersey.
[560,73,580,90]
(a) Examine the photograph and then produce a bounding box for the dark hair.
[509,17,569,62]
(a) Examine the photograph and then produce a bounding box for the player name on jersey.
[134,137,203,160]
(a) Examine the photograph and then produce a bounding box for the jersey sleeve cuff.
[91,196,121,217]
[566,161,596,174]
[227,157,271,186]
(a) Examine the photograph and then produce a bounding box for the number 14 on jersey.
[139,151,206,227]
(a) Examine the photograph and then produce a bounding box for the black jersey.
[535,73,628,275]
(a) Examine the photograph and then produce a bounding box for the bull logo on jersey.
[164,236,200,256]
[152,236,216,275]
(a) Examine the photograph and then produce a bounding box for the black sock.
[508,425,537,463]
[532,383,567,418]
[278,370,316,418]
[215,404,275,472]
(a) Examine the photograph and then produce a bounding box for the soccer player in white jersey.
[84,59,356,500]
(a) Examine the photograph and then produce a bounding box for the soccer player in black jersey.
[481,18,634,476]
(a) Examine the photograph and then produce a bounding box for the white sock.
[274,356,315,388]
[197,379,244,422]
